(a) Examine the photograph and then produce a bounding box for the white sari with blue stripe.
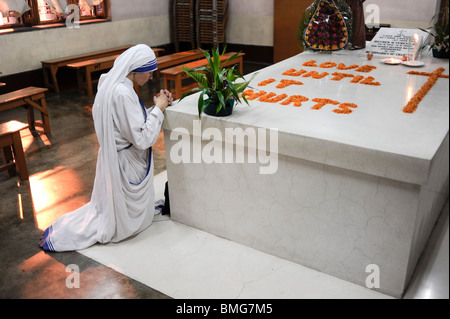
[42,45,163,252]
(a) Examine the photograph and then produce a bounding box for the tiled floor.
[0,65,448,299]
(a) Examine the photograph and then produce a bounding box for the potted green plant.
[180,46,256,118]
[419,0,449,58]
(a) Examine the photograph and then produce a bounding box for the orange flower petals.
[333,103,358,114]
[243,89,267,100]
[284,62,379,84]
[330,72,354,81]
[244,89,357,115]
[280,95,309,107]
[276,79,304,88]
[359,76,381,86]
[407,71,429,76]
[302,71,329,79]
[337,63,358,70]
[407,70,449,79]
[319,62,337,68]
[243,90,288,103]
[302,60,376,74]
[355,65,377,73]
[282,68,308,76]
[311,98,340,110]
[258,78,276,86]
[259,92,289,103]
[350,75,365,83]
[243,58,401,115]
[303,60,318,67]
[403,67,447,113]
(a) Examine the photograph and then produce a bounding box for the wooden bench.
[68,54,120,97]
[157,49,204,70]
[68,49,206,97]
[160,52,245,100]
[0,87,51,134]
[41,45,164,93]
[68,54,143,97]
[0,120,29,181]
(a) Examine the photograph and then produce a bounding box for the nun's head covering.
[104,44,158,84]
[132,58,158,73]
[93,44,157,143]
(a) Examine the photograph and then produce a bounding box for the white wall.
[364,0,440,29]
[0,0,171,76]
[227,0,274,46]
[0,0,442,76]
[226,0,440,47]
[110,0,169,21]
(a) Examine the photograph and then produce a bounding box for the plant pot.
[203,99,235,117]
[432,48,450,59]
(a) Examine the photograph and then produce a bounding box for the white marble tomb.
[162,50,449,298]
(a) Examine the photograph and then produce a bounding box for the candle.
[384,58,401,65]
[412,34,419,63]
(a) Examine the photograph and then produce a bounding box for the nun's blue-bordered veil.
[42,44,159,251]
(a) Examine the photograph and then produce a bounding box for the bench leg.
[11,132,29,180]
[24,95,51,134]
[86,69,94,97]
[49,65,60,93]
[163,76,170,92]
[26,105,36,132]
[76,69,85,95]
[39,97,51,133]
[42,67,51,91]
[174,74,183,100]
[43,66,58,92]
[1,145,16,177]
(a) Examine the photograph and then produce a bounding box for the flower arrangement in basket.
[297,0,353,52]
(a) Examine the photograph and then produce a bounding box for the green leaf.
[242,94,249,106]
[212,47,221,74]
[202,49,216,75]
[221,44,228,56]
[232,67,245,80]
[224,51,240,66]
[179,87,203,102]
[216,91,225,114]
[225,83,239,102]
[193,66,211,73]
[197,91,205,119]
[227,68,238,82]
[183,66,206,85]
[234,74,257,93]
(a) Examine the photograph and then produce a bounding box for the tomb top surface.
[164,50,449,184]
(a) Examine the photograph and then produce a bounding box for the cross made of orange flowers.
[403,68,449,113]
